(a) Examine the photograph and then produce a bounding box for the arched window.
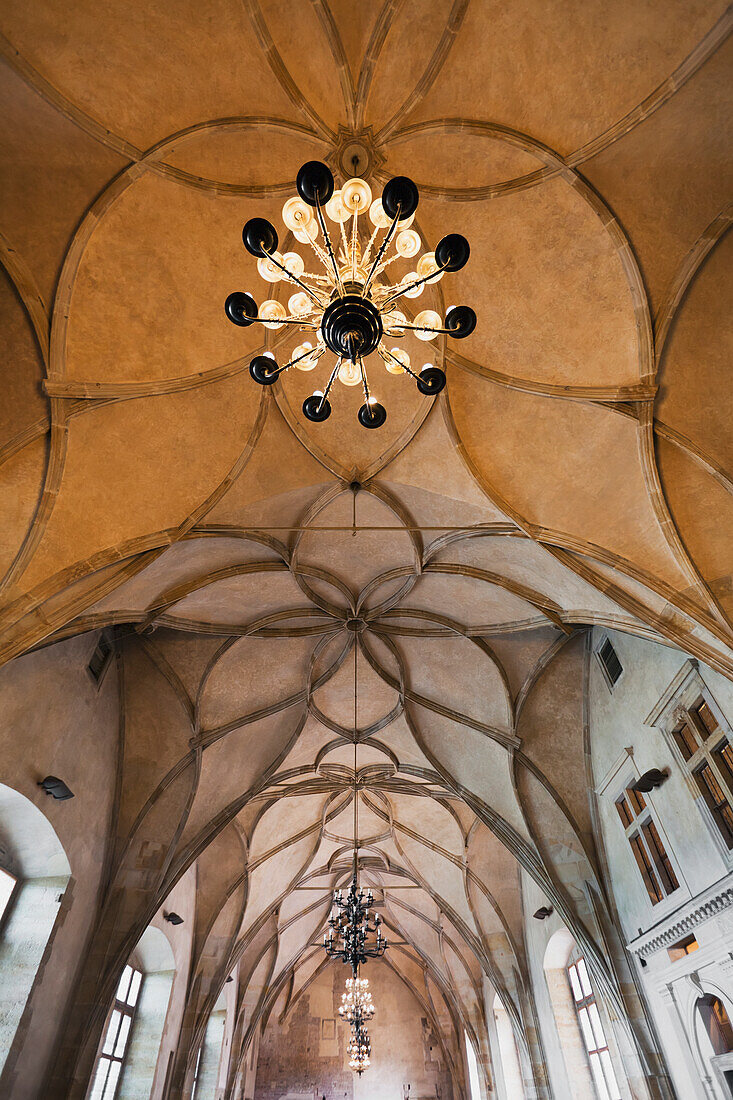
[567,957,621,1100]
[89,926,175,1100]
[696,994,733,1056]
[543,929,624,1100]
[492,995,525,1099]
[0,784,71,1081]
[89,965,143,1099]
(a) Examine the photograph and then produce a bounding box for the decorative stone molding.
[627,878,733,958]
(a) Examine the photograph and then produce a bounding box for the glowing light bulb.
[293,342,317,370]
[367,394,379,404]
[259,299,287,329]
[341,177,372,214]
[413,309,442,340]
[325,189,350,223]
[387,346,410,374]
[257,252,284,283]
[338,360,361,386]
[282,251,305,278]
[396,229,421,258]
[294,219,319,243]
[288,292,312,316]
[369,198,391,228]
[382,310,406,335]
[417,251,443,283]
[403,272,424,298]
[282,196,315,234]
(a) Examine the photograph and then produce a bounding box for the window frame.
[614,782,680,907]
[0,865,18,933]
[665,687,733,860]
[567,956,622,1100]
[88,964,143,1100]
[595,636,623,692]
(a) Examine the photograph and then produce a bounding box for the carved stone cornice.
[627,877,733,958]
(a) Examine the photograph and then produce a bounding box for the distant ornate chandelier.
[339,975,375,1026]
[225,160,475,427]
[347,1023,371,1075]
[324,876,386,971]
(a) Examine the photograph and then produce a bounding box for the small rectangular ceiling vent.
[88,634,112,687]
[598,637,623,689]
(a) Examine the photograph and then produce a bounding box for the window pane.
[568,963,583,1002]
[578,1007,595,1051]
[116,966,132,1004]
[615,797,632,827]
[102,1010,121,1056]
[672,722,698,760]
[90,1057,111,1100]
[576,958,593,999]
[716,740,733,786]
[626,787,646,815]
[589,1052,611,1100]
[113,1012,131,1058]
[102,1059,121,1100]
[600,1049,622,1100]
[695,766,733,847]
[127,969,142,1007]
[629,833,663,904]
[588,1002,608,1050]
[694,699,718,737]
[641,819,679,895]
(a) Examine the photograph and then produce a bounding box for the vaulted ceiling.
[1,0,732,1089]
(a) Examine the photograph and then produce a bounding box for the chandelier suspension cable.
[225,160,476,427]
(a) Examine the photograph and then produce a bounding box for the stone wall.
[254,962,454,1100]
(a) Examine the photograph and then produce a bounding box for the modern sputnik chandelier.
[225,160,475,427]
[321,644,386,1074]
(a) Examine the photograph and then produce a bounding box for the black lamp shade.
[358,402,387,429]
[225,292,258,327]
[242,218,278,258]
[250,356,279,385]
[296,161,335,206]
[303,394,332,421]
[435,233,470,272]
[416,367,446,396]
[445,305,476,338]
[381,176,419,220]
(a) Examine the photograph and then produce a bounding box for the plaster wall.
[253,961,454,1100]
[588,628,733,936]
[0,632,119,1099]
[588,628,733,1098]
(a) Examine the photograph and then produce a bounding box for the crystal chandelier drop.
[347,1024,371,1075]
[225,160,476,428]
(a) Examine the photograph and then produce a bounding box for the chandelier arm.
[361,223,381,269]
[260,247,327,308]
[362,211,401,296]
[401,323,452,336]
[314,195,346,296]
[377,344,422,383]
[301,231,335,276]
[381,261,452,308]
[350,207,359,283]
[275,342,326,376]
[317,358,342,413]
[252,316,320,328]
[358,355,372,406]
